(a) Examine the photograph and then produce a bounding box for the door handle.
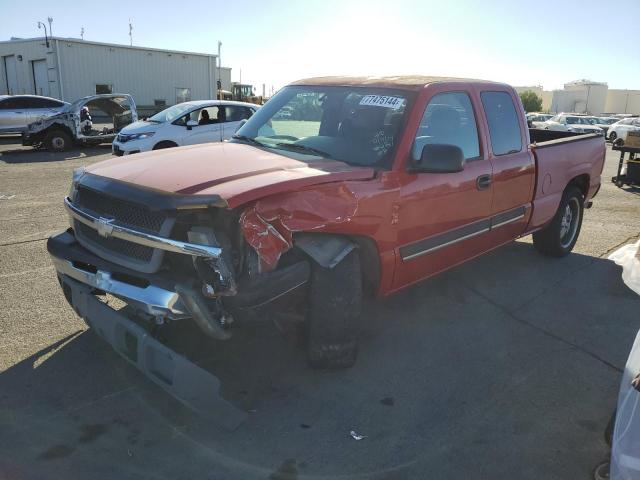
[476,174,492,190]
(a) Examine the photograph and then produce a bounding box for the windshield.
[148,103,193,123]
[234,85,412,167]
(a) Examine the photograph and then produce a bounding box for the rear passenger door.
[0,97,26,131]
[479,90,535,242]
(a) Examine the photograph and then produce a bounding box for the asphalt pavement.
[0,137,639,479]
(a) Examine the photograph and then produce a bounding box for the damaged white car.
[22,93,137,151]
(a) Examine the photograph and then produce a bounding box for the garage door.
[3,55,18,95]
[32,59,49,96]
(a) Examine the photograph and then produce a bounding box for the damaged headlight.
[69,167,85,201]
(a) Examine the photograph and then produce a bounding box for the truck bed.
[527,129,606,230]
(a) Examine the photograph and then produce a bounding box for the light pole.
[217,41,222,99]
[37,21,50,48]
[47,17,53,37]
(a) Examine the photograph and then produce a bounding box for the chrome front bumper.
[64,197,223,259]
[51,255,186,317]
[59,275,246,430]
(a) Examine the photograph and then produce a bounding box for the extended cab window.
[481,91,522,155]
[412,92,480,161]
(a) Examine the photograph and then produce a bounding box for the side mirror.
[409,144,465,173]
[186,119,198,130]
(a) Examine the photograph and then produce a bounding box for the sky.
[2,0,639,93]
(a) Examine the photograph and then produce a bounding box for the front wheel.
[608,131,617,143]
[45,130,72,151]
[306,250,361,369]
[533,186,584,257]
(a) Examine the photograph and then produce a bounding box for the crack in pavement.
[0,237,48,247]
[600,232,640,258]
[460,279,623,374]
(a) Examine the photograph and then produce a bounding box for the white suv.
[608,117,640,145]
[112,100,258,155]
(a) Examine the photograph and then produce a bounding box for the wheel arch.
[566,173,590,199]
[153,140,179,150]
[292,232,381,298]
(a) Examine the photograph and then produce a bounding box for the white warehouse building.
[0,37,231,111]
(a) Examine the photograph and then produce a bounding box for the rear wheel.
[306,250,361,369]
[533,186,584,257]
[608,131,617,143]
[45,130,72,151]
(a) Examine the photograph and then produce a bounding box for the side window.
[184,106,220,126]
[224,106,254,122]
[95,84,113,94]
[12,97,36,109]
[0,99,15,109]
[412,91,480,161]
[481,91,522,155]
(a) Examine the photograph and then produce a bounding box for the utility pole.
[128,19,133,46]
[80,27,84,40]
[48,17,53,37]
[217,41,222,99]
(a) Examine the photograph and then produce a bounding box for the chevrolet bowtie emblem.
[95,217,115,238]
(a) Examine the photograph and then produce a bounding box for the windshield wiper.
[274,143,331,158]
[232,134,266,147]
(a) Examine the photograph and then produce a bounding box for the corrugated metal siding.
[0,39,61,97]
[0,38,222,106]
[57,40,216,105]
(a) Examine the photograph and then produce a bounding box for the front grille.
[76,222,154,262]
[73,186,174,273]
[76,186,165,233]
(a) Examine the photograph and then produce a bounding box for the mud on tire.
[306,250,362,369]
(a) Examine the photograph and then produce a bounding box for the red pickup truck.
[48,76,605,414]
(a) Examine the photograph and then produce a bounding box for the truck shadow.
[1,241,639,478]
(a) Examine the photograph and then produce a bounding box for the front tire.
[608,131,617,143]
[533,186,584,257]
[45,130,72,151]
[306,250,361,369]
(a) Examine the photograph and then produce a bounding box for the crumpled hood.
[85,142,376,208]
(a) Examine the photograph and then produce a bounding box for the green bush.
[519,91,543,113]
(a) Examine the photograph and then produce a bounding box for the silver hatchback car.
[0,95,69,133]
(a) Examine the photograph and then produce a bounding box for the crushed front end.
[48,172,310,427]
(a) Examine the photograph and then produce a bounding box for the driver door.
[392,88,494,290]
[181,106,223,145]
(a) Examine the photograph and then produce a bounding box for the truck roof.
[290,75,507,91]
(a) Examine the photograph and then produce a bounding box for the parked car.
[22,94,137,151]
[0,95,69,134]
[608,117,640,145]
[48,76,605,417]
[527,113,553,128]
[541,114,604,134]
[111,100,258,155]
[588,117,620,138]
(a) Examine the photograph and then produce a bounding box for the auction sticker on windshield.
[359,95,405,109]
